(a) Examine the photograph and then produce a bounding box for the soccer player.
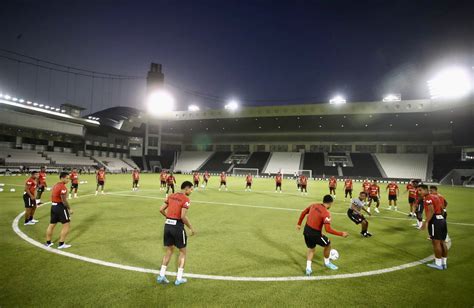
[300,174,308,195]
[344,178,353,201]
[296,173,301,191]
[275,172,283,193]
[362,179,371,201]
[95,167,106,195]
[347,192,372,237]
[414,185,425,229]
[45,172,73,249]
[166,172,177,196]
[419,184,448,270]
[405,180,418,217]
[132,168,140,191]
[192,172,200,190]
[430,185,450,242]
[367,180,381,213]
[69,168,79,199]
[297,195,348,274]
[157,181,196,285]
[203,171,210,189]
[245,173,252,191]
[328,176,337,199]
[219,172,228,191]
[386,181,399,210]
[23,171,38,225]
[36,166,47,205]
[160,170,167,191]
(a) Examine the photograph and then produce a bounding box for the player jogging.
[36,166,47,205]
[219,172,228,191]
[95,167,106,195]
[430,185,450,242]
[386,181,399,210]
[203,171,210,189]
[299,174,308,195]
[418,184,448,270]
[344,178,353,201]
[297,195,348,274]
[245,173,252,191]
[166,172,177,196]
[192,172,200,190]
[45,172,73,249]
[362,179,371,201]
[328,176,337,199]
[160,171,167,191]
[157,181,196,285]
[132,168,140,191]
[275,172,283,193]
[405,181,418,217]
[414,184,425,229]
[69,168,79,198]
[367,180,381,213]
[23,171,38,225]
[296,173,301,191]
[347,192,372,237]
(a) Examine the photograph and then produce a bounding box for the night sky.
[0,0,472,112]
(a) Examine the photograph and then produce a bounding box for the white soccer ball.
[329,249,339,260]
[10,188,16,192]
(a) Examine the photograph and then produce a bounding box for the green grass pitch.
[1,173,473,307]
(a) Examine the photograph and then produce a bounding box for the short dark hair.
[59,172,69,179]
[323,194,334,203]
[429,185,438,191]
[31,171,38,175]
[181,181,193,189]
[418,184,428,190]
[359,191,367,196]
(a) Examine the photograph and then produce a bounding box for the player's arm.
[60,191,72,213]
[362,205,371,216]
[350,202,360,214]
[296,207,310,230]
[421,203,434,230]
[24,183,35,199]
[181,208,195,235]
[159,202,169,217]
[323,219,348,237]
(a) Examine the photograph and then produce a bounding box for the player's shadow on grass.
[67,212,104,242]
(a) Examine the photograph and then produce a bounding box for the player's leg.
[361,219,371,236]
[58,223,71,247]
[101,183,105,194]
[306,248,315,274]
[349,190,352,199]
[24,207,32,225]
[45,223,56,246]
[95,183,100,195]
[175,247,187,284]
[158,246,174,284]
[30,204,38,222]
[322,242,338,270]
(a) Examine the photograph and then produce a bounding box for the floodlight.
[383,93,401,102]
[45,105,50,109]
[61,110,66,113]
[0,93,3,98]
[146,90,175,116]
[33,102,38,106]
[428,67,472,99]
[225,100,239,111]
[19,99,25,103]
[39,104,44,107]
[55,108,60,111]
[26,101,32,105]
[4,95,11,100]
[329,95,346,104]
[188,104,200,112]
[12,97,18,102]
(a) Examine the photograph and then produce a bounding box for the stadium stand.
[0,149,50,166]
[264,152,302,175]
[173,151,213,173]
[302,152,338,177]
[122,157,140,169]
[232,152,271,173]
[374,153,428,180]
[93,156,134,172]
[45,151,96,167]
[342,153,382,178]
[432,153,474,181]
[198,151,232,173]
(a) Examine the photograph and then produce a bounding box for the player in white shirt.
[347,191,372,237]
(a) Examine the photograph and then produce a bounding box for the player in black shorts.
[414,186,424,229]
[347,192,372,237]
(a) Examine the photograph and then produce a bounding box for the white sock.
[69,194,72,199]
[442,257,447,265]
[435,258,442,266]
[177,267,184,280]
[306,260,312,270]
[324,257,330,265]
[418,220,423,228]
[74,193,77,197]
[159,265,167,277]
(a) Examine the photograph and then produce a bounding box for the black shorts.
[416,201,424,214]
[246,182,252,187]
[167,184,175,189]
[276,183,282,188]
[37,185,45,193]
[303,225,330,248]
[163,219,187,249]
[220,181,226,186]
[408,197,415,204]
[388,195,397,201]
[194,181,199,186]
[301,184,307,189]
[97,180,105,186]
[71,183,79,189]
[329,187,336,192]
[161,180,166,185]
[347,209,365,225]
[370,196,379,202]
[345,189,353,194]
[204,179,208,183]
[23,193,35,208]
[133,180,139,185]
[428,216,447,240]
[50,203,71,224]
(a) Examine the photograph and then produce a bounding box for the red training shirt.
[165,193,190,219]
[51,182,67,203]
[297,203,343,236]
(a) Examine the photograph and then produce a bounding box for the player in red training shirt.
[219,172,228,191]
[69,168,79,198]
[157,181,196,285]
[23,171,38,225]
[245,173,253,192]
[367,180,381,213]
[299,174,308,195]
[430,185,450,242]
[95,167,106,195]
[344,178,353,201]
[328,176,337,199]
[275,172,283,193]
[132,168,140,191]
[386,181,399,210]
[297,194,348,275]
[405,180,418,217]
[362,179,371,201]
[192,172,200,190]
[202,171,210,189]
[166,172,177,196]
[36,166,48,205]
[160,171,168,191]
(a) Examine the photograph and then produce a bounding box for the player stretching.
[328,176,337,199]
[192,172,200,190]
[362,179,371,201]
[347,192,372,237]
[299,174,308,195]
[160,170,167,191]
[386,181,399,210]
[405,180,418,217]
[344,178,353,201]
[203,171,210,189]
[157,181,196,285]
[69,168,79,198]
[95,167,106,195]
[23,171,38,225]
[166,172,177,197]
[45,172,73,249]
[367,180,381,213]
[132,168,140,191]
[419,184,448,270]
[36,166,47,205]
[430,186,450,242]
[275,172,283,193]
[219,172,228,191]
[297,195,348,274]
[245,173,252,191]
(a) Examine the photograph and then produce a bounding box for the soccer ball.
[329,249,339,260]
[10,188,16,192]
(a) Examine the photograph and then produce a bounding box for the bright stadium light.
[4,95,11,100]
[383,93,401,102]
[26,101,32,105]
[55,108,60,111]
[33,102,38,106]
[12,97,18,102]
[225,100,239,111]
[188,104,200,112]
[329,95,346,104]
[0,93,3,98]
[45,105,50,109]
[19,99,25,103]
[61,109,66,113]
[39,104,44,107]
[428,67,472,99]
[146,90,175,116]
